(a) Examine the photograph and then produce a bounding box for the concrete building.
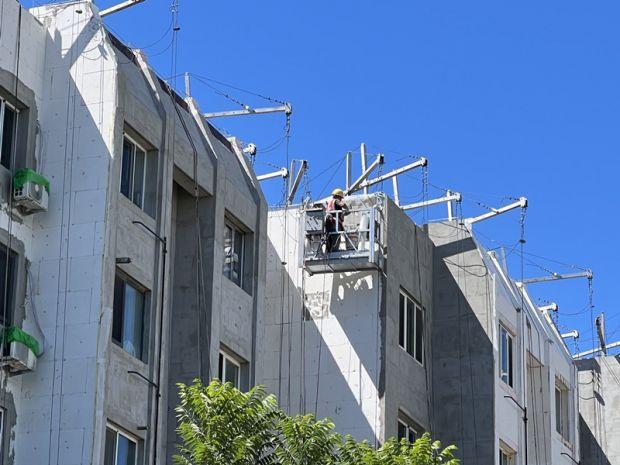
[257,193,434,444]
[428,221,581,465]
[258,195,583,464]
[0,1,267,464]
[577,354,620,465]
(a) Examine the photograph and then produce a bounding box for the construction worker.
[325,188,349,252]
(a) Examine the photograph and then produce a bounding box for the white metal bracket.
[257,168,288,182]
[465,197,528,225]
[518,270,592,286]
[204,103,292,119]
[287,160,308,204]
[100,0,145,17]
[401,191,461,212]
[345,154,384,195]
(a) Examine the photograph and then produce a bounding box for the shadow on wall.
[431,235,495,465]
[263,234,380,445]
[580,416,611,465]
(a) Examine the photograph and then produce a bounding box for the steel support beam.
[358,157,428,190]
[401,191,462,212]
[465,197,528,225]
[518,270,593,285]
[287,160,308,204]
[346,154,384,195]
[100,0,145,17]
[257,168,288,181]
[574,340,620,359]
[204,103,292,119]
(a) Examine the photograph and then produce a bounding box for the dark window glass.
[112,275,149,362]
[1,104,16,170]
[415,306,424,363]
[120,136,157,218]
[397,422,406,441]
[398,294,405,348]
[132,147,145,208]
[104,428,117,465]
[223,223,244,287]
[406,298,414,357]
[116,432,136,465]
[104,427,137,465]
[218,353,223,380]
[0,247,17,327]
[120,138,133,199]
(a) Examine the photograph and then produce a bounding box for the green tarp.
[1,326,41,357]
[13,168,50,194]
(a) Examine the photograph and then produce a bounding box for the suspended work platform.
[302,194,386,275]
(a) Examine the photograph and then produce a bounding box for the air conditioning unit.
[13,168,49,214]
[0,341,36,374]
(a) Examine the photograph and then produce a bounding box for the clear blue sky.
[101,0,618,355]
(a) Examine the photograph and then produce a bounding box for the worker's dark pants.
[325,222,340,253]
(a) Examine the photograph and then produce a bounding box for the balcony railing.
[303,202,385,274]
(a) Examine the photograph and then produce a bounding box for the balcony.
[303,195,385,274]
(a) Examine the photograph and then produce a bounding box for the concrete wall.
[428,221,496,464]
[578,355,620,465]
[382,199,434,440]
[428,221,580,465]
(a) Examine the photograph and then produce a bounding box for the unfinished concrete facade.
[429,221,580,465]
[577,355,620,465]
[0,2,267,464]
[257,194,434,444]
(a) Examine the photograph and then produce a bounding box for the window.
[555,378,570,441]
[104,425,137,465]
[120,135,156,217]
[398,290,424,364]
[499,325,514,387]
[218,351,241,388]
[397,419,421,443]
[0,99,17,170]
[499,446,515,465]
[0,247,17,327]
[223,222,245,287]
[112,274,149,362]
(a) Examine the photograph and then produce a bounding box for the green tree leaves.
[174,380,459,465]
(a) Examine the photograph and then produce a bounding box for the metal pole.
[360,143,368,195]
[184,72,191,98]
[446,189,453,221]
[131,221,166,465]
[392,177,400,206]
[345,152,352,190]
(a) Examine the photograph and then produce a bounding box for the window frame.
[218,350,242,389]
[397,418,422,444]
[105,423,139,465]
[223,220,246,288]
[0,245,18,329]
[398,290,424,365]
[120,133,156,217]
[555,377,570,442]
[0,99,18,171]
[112,272,150,363]
[499,444,516,465]
[499,324,514,388]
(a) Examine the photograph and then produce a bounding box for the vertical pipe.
[446,189,454,221]
[360,143,368,195]
[345,151,352,190]
[392,177,400,206]
[153,237,166,465]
